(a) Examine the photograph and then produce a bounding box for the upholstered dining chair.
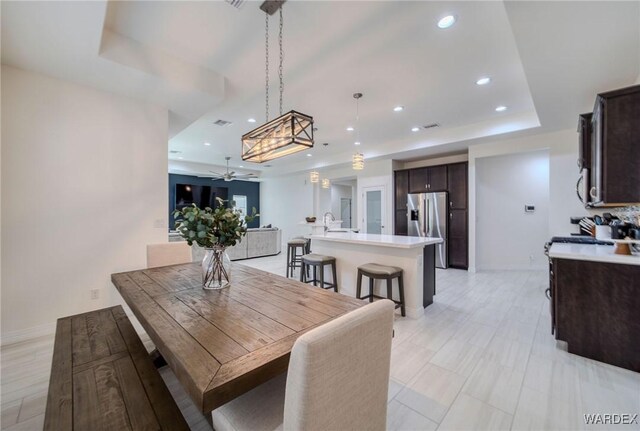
[211,299,395,431]
[146,242,192,268]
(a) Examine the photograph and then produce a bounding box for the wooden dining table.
[111,262,365,414]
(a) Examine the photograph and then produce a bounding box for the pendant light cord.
[356,96,360,144]
[279,7,284,116]
[265,12,269,122]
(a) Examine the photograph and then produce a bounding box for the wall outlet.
[90,289,100,300]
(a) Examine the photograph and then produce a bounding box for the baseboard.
[0,321,57,347]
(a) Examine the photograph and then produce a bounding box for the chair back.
[283,300,395,431]
[146,242,192,268]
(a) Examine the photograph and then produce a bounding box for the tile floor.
[1,254,639,430]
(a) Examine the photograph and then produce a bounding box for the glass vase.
[202,246,231,290]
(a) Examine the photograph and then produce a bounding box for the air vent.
[213,119,233,127]
[169,150,182,154]
[423,123,440,129]
[225,0,247,9]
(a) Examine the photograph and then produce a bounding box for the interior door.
[363,186,385,234]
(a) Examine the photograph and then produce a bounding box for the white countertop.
[309,232,443,249]
[549,243,640,266]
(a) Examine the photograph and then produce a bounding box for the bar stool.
[300,254,338,292]
[357,264,405,316]
[292,236,311,254]
[286,239,308,278]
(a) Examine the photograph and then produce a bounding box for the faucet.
[323,212,336,227]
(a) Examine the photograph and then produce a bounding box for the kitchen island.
[309,232,443,318]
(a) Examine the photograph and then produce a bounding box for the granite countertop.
[549,242,640,266]
[309,232,442,249]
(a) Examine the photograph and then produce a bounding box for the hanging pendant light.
[352,153,364,170]
[242,3,314,163]
[351,93,365,170]
[310,171,319,183]
[322,178,331,189]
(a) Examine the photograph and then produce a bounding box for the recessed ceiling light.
[354,141,361,146]
[239,165,244,168]
[306,153,312,157]
[203,142,211,146]
[346,126,354,132]
[495,105,507,112]
[247,118,256,123]
[476,77,491,86]
[437,15,457,29]
[393,106,404,112]
[411,127,420,132]
[178,157,184,160]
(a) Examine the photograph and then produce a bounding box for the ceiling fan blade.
[233,173,256,179]
[228,171,236,176]
[208,170,225,176]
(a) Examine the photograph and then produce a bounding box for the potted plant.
[173,198,257,289]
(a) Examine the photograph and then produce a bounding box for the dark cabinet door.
[395,209,407,236]
[447,163,467,210]
[395,170,409,211]
[427,166,447,192]
[448,209,468,269]
[408,168,429,193]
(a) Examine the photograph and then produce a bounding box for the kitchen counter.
[309,233,442,318]
[309,232,442,249]
[549,242,640,266]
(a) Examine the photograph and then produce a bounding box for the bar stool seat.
[300,254,338,292]
[358,263,402,276]
[357,263,405,316]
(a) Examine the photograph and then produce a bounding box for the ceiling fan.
[201,157,256,182]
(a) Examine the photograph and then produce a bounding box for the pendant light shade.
[310,170,319,183]
[322,178,330,189]
[352,152,365,170]
[242,111,314,163]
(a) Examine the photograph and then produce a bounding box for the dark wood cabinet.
[408,168,429,193]
[408,166,447,193]
[447,163,468,210]
[395,210,407,236]
[428,166,447,191]
[448,209,468,268]
[585,84,640,206]
[552,257,640,372]
[395,170,409,210]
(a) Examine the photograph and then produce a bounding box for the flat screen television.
[175,184,215,210]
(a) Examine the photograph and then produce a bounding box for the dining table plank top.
[111,262,365,413]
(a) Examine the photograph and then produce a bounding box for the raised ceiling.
[2,1,639,177]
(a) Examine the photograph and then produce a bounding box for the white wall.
[476,150,550,270]
[1,66,168,343]
[468,129,589,272]
[259,173,314,244]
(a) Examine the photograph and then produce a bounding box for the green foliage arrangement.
[173,198,258,249]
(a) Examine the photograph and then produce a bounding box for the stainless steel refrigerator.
[407,192,448,268]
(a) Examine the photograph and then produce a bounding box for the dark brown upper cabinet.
[587,84,640,206]
[408,165,448,193]
[447,163,468,210]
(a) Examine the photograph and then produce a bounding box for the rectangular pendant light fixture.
[310,171,319,183]
[322,178,330,189]
[242,110,314,163]
[352,152,364,170]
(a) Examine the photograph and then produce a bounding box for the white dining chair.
[146,242,192,268]
[211,299,395,431]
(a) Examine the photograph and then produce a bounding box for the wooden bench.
[44,305,189,431]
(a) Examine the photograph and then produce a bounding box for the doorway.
[340,198,352,228]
